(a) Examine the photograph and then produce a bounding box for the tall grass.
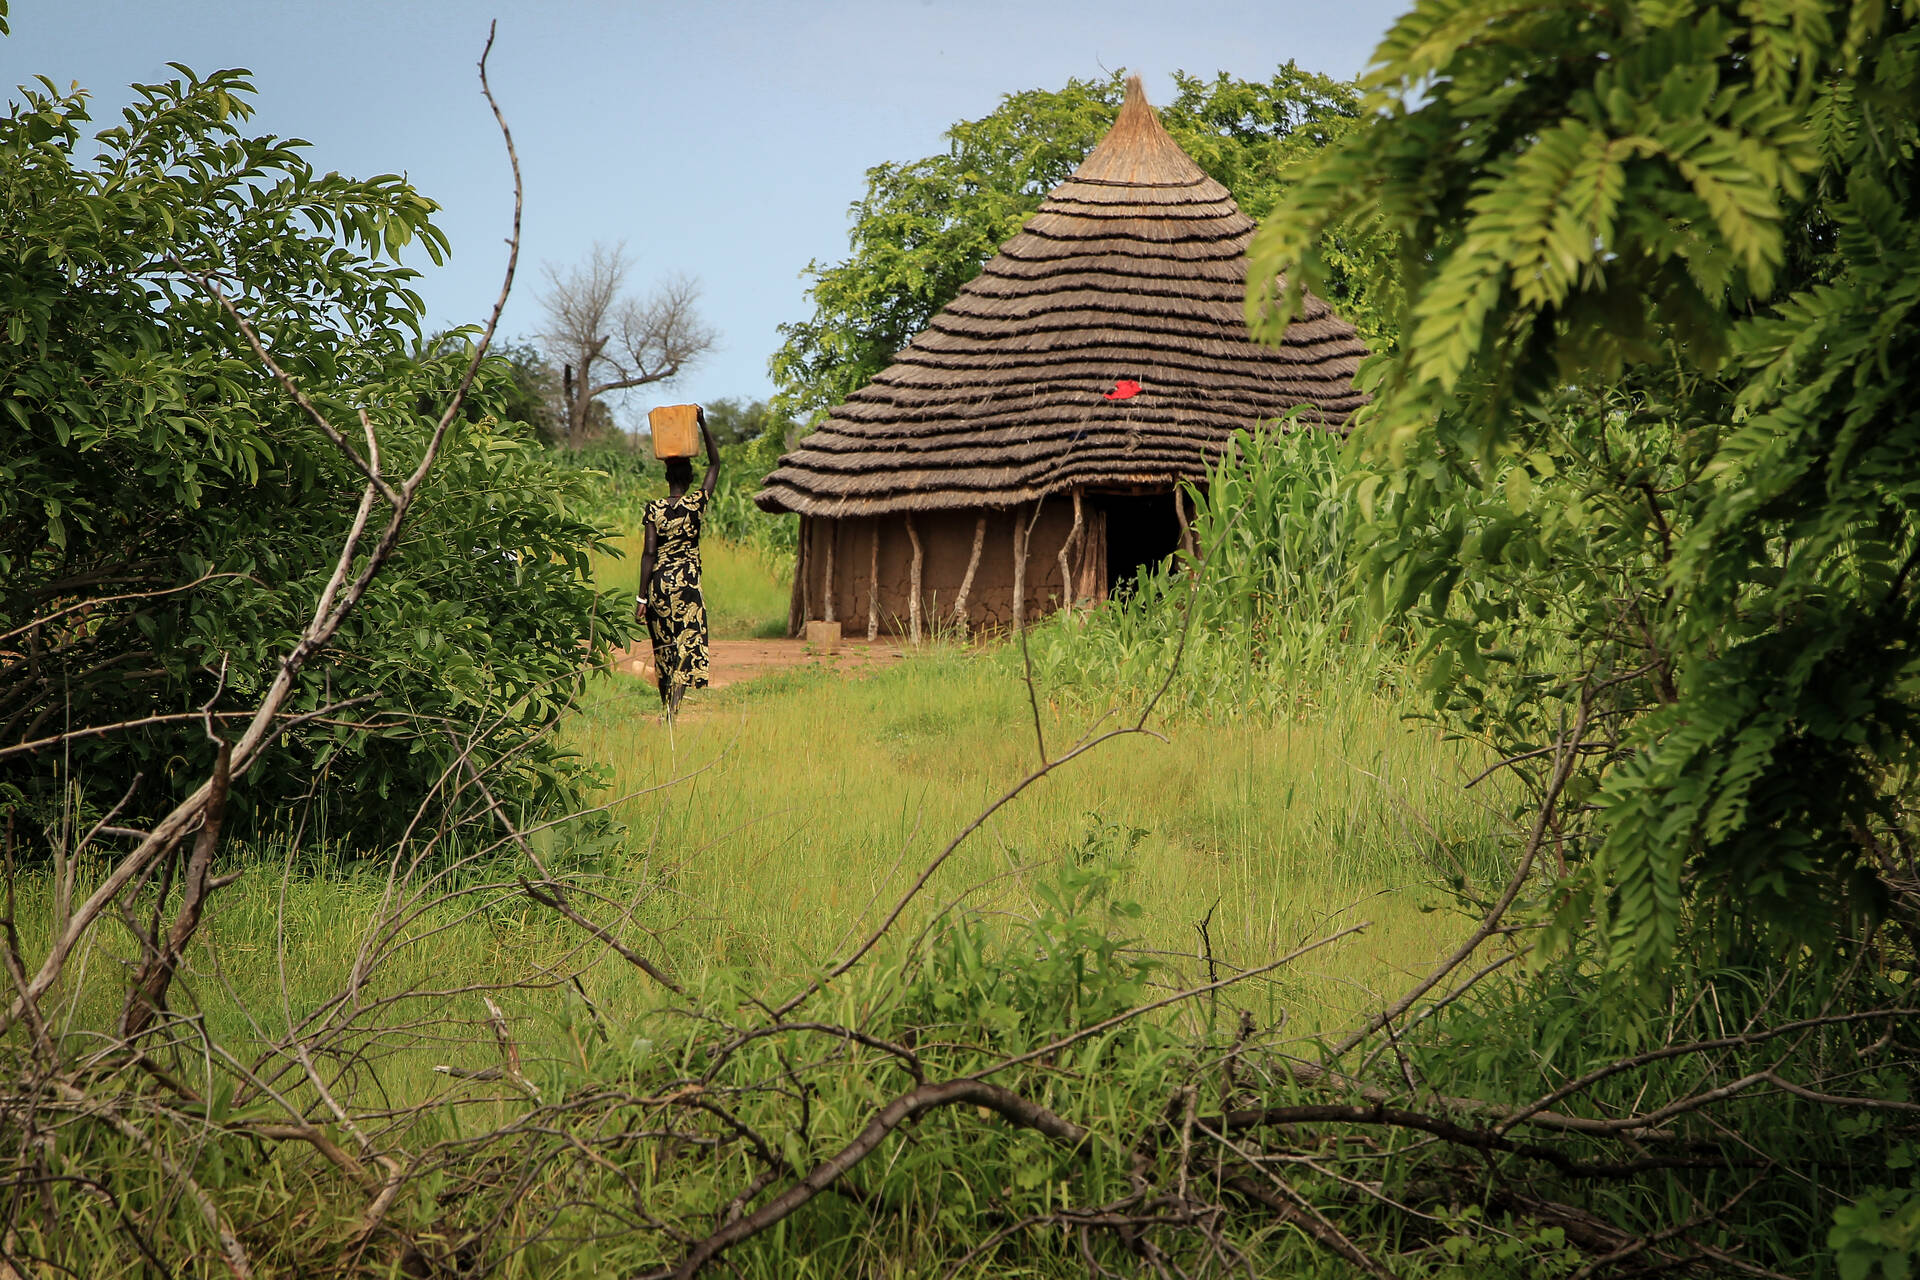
[14,428,1880,1278]
[0,428,1544,1277]
[549,421,1484,1025]
[14,636,1511,1223]
[29,645,1502,1059]
[1025,423,1406,718]
[12,632,1884,1278]
[566,646,1510,1035]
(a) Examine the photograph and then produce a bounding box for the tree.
[478,338,561,437]
[767,67,1375,429]
[1249,1,1920,979]
[1,63,635,849]
[698,396,791,450]
[539,241,717,448]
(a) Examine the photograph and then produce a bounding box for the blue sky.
[4,1,1404,422]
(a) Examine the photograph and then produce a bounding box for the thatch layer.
[757,76,1368,518]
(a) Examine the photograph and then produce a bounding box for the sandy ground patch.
[607,636,906,691]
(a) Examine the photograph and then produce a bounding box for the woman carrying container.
[634,405,719,717]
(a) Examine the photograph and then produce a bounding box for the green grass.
[13,559,1518,1277]
[565,643,1511,1036]
[29,535,1504,1078]
[30,637,1505,1070]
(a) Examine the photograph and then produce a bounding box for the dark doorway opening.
[1096,491,1186,595]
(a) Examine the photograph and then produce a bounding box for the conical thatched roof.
[756,76,1367,518]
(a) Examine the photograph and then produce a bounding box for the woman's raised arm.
[699,407,720,498]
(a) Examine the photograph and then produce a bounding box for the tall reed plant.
[1024,423,1404,717]
[703,466,798,562]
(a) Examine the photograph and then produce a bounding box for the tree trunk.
[952,514,986,637]
[1174,486,1195,560]
[563,362,581,449]
[867,518,880,642]
[1012,507,1029,633]
[822,521,837,624]
[906,513,924,644]
[1058,488,1084,614]
[790,519,809,637]
[562,336,610,448]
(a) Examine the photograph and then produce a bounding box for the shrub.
[0,66,635,849]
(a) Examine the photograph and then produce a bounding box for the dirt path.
[608,636,906,691]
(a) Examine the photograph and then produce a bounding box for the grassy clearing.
[11,536,1524,1277]
[32,540,1499,1082]
[567,642,1511,1037]
[30,627,1505,1082]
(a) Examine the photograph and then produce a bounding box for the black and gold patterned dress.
[644,490,710,699]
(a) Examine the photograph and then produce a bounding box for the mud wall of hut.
[791,499,1105,638]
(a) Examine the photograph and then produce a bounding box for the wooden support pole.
[1012,506,1030,633]
[1057,488,1084,614]
[791,517,810,637]
[822,521,837,623]
[905,512,923,644]
[1174,486,1195,560]
[866,517,880,641]
[952,513,986,637]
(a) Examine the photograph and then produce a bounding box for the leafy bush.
[546,440,663,529]
[555,436,798,566]
[1831,1180,1920,1280]
[0,66,635,848]
[1248,0,1920,981]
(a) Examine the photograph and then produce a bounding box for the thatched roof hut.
[757,75,1367,639]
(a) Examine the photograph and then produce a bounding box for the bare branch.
[120,741,232,1040]
[647,1079,1089,1280]
[520,877,685,996]
[540,243,716,447]
[1326,693,1592,1061]
[0,572,260,648]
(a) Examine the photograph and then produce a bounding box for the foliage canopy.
[1249,0,1920,979]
